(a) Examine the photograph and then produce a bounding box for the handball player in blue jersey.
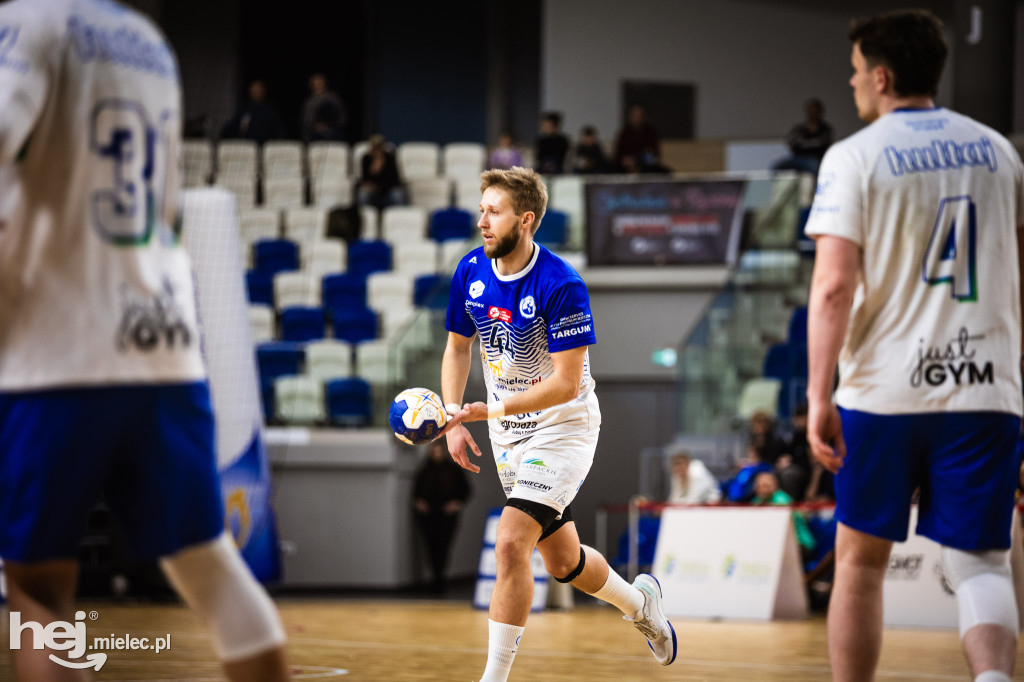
[440,167,676,681]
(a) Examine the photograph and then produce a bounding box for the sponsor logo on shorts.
[116,278,193,353]
[469,280,485,298]
[886,553,924,580]
[488,306,512,323]
[523,458,547,468]
[519,296,536,319]
[516,479,552,492]
[910,327,994,389]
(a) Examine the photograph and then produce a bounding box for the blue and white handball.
[389,387,448,445]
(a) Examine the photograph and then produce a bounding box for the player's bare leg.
[962,624,1016,679]
[5,560,89,682]
[828,523,892,682]
[537,522,676,665]
[223,648,291,682]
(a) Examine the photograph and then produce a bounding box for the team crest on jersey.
[470,280,485,298]
[519,296,536,319]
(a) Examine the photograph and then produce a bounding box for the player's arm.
[806,234,860,474]
[439,330,483,473]
[458,345,587,422]
[0,2,53,165]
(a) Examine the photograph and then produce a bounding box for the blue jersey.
[446,244,601,441]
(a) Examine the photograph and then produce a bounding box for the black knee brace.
[554,546,586,584]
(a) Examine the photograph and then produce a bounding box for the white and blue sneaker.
[628,573,677,666]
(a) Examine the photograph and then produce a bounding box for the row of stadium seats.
[736,306,809,419]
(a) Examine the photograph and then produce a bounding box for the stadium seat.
[322,273,367,311]
[534,209,568,248]
[360,205,379,240]
[379,304,416,341]
[355,339,397,385]
[245,270,275,306]
[284,208,326,245]
[788,306,808,346]
[381,206,428,243]
[392,239,438,277]
[311,173,354,209]
[736,377,782,420]
[442,142,486,179]
[326,377,372,426]
[217,175,257,210]
[414,274,451,309]
[548,175,585,250]
[262,141,303,181]
[762,343,790,381]
[397,141,440,180]
[350,140,371,174]
[274,271,321,309]
[367,271,415,307]
[217,140,258,181]
[239,208,281,265]
[256,342,304,385]
[330,305,378,343]
[454,178,481,215]
[430,207,475,242]
[248,304,275,344]
[274,375,325,424]
[279,306,325,343]
[263,175,305,210]
[305,340,353,381]
[182,139,213,187]
[439,238,476,269]
[253,239,300,276]
[308,141,350,180]
[305,239,347,279]
[408,178,451,213]
[261,381,276,423]
[347,240,392,279]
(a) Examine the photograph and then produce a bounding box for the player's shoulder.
[534,244,585,284]
[946,110,1023,169]
[456,246,487,272]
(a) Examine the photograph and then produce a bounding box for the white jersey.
[806,107,1024,416]
[0,0,205,391]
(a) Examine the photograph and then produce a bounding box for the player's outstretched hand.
[438,404,483,473]
[807,399,846,474]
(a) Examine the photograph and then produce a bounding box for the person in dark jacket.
[413,440,471,592]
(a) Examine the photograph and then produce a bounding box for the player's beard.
[484,227,520,260]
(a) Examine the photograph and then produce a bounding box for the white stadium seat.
[308,141,350,180]
[305,239,346,279]
[381,205,428,243]
[443,142,486,179]
[182,139,213,187]
[397,142,440,180]
[274,376,325,424]
[311,173,353,209]
[263,176,305,210]
[248,304,275,345]
[305,340,353,382]
[262,141,303,181]
[391,239,438,277]
[274,271,321,309]
[284,208,327,246]
[408,178,451,213]
[217,140,258,181]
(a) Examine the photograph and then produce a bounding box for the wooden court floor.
[2,599,1021,681]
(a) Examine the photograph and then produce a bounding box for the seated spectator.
[614,103,667,174]
[751,471,817,559]
[220,80,287,144]
[535,112,570,175]
[301,72,346,142]
[773,98,834,175]
[488,132,523,170]
[572,125,610,174]
[748,410,786,465]
[357,134,405,210]
[666,448,721,505]
[775,403,812,501]
[723,444,775,503]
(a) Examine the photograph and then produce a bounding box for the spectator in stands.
[775,403,812,501]
[535,111,570,174]
[572,125,610,174]
[723,442,775,503]
[749,410,786,465]
[751,471,817,559]
[489,132,523,170]
[773,98,834,175]
[666,447,721,505]
[805,458,836,502]
[614,103,666,174]
[413,440,471,593]
[357,134,405,210]
[301,72,346,142]
[220,80,287,144]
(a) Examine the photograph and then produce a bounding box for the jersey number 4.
[90,100,177,247]
[922,195,977,302]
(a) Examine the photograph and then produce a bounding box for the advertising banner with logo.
[182,189,281,582]
[652,508,807,620]
[585,179,747,266]
[474,508,548,612]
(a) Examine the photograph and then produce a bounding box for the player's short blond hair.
[480,166,548,233]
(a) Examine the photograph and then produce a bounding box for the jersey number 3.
[922,195,977,302]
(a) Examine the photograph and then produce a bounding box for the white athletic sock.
[479,620,525,682]
[591,569,645,619]
[974,671,1011,682]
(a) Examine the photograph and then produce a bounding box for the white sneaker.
[627,573,677,666]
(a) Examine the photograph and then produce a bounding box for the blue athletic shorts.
[836,407,1021,550]
[0,382,224,562]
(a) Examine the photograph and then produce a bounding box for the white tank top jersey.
[0,0,205,391]
[806,107,1024,416]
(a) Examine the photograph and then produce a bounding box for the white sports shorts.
[490,427,599,517]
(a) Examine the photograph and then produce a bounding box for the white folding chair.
[397,142,440,180]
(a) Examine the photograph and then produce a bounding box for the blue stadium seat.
[255,342,304,384]
[413,274,451,309]
[246,270,275,306]
[788,306,808,346]
[347,240,392,279]
[534,209,568,248]
[326,377,372,426]
[254,239,300,276]
[261,381,276,423]
[322,273,367,311]
[762,343,790,382]
[279,306,325,343]
[430,207,475,242]
[330,306,378,343]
